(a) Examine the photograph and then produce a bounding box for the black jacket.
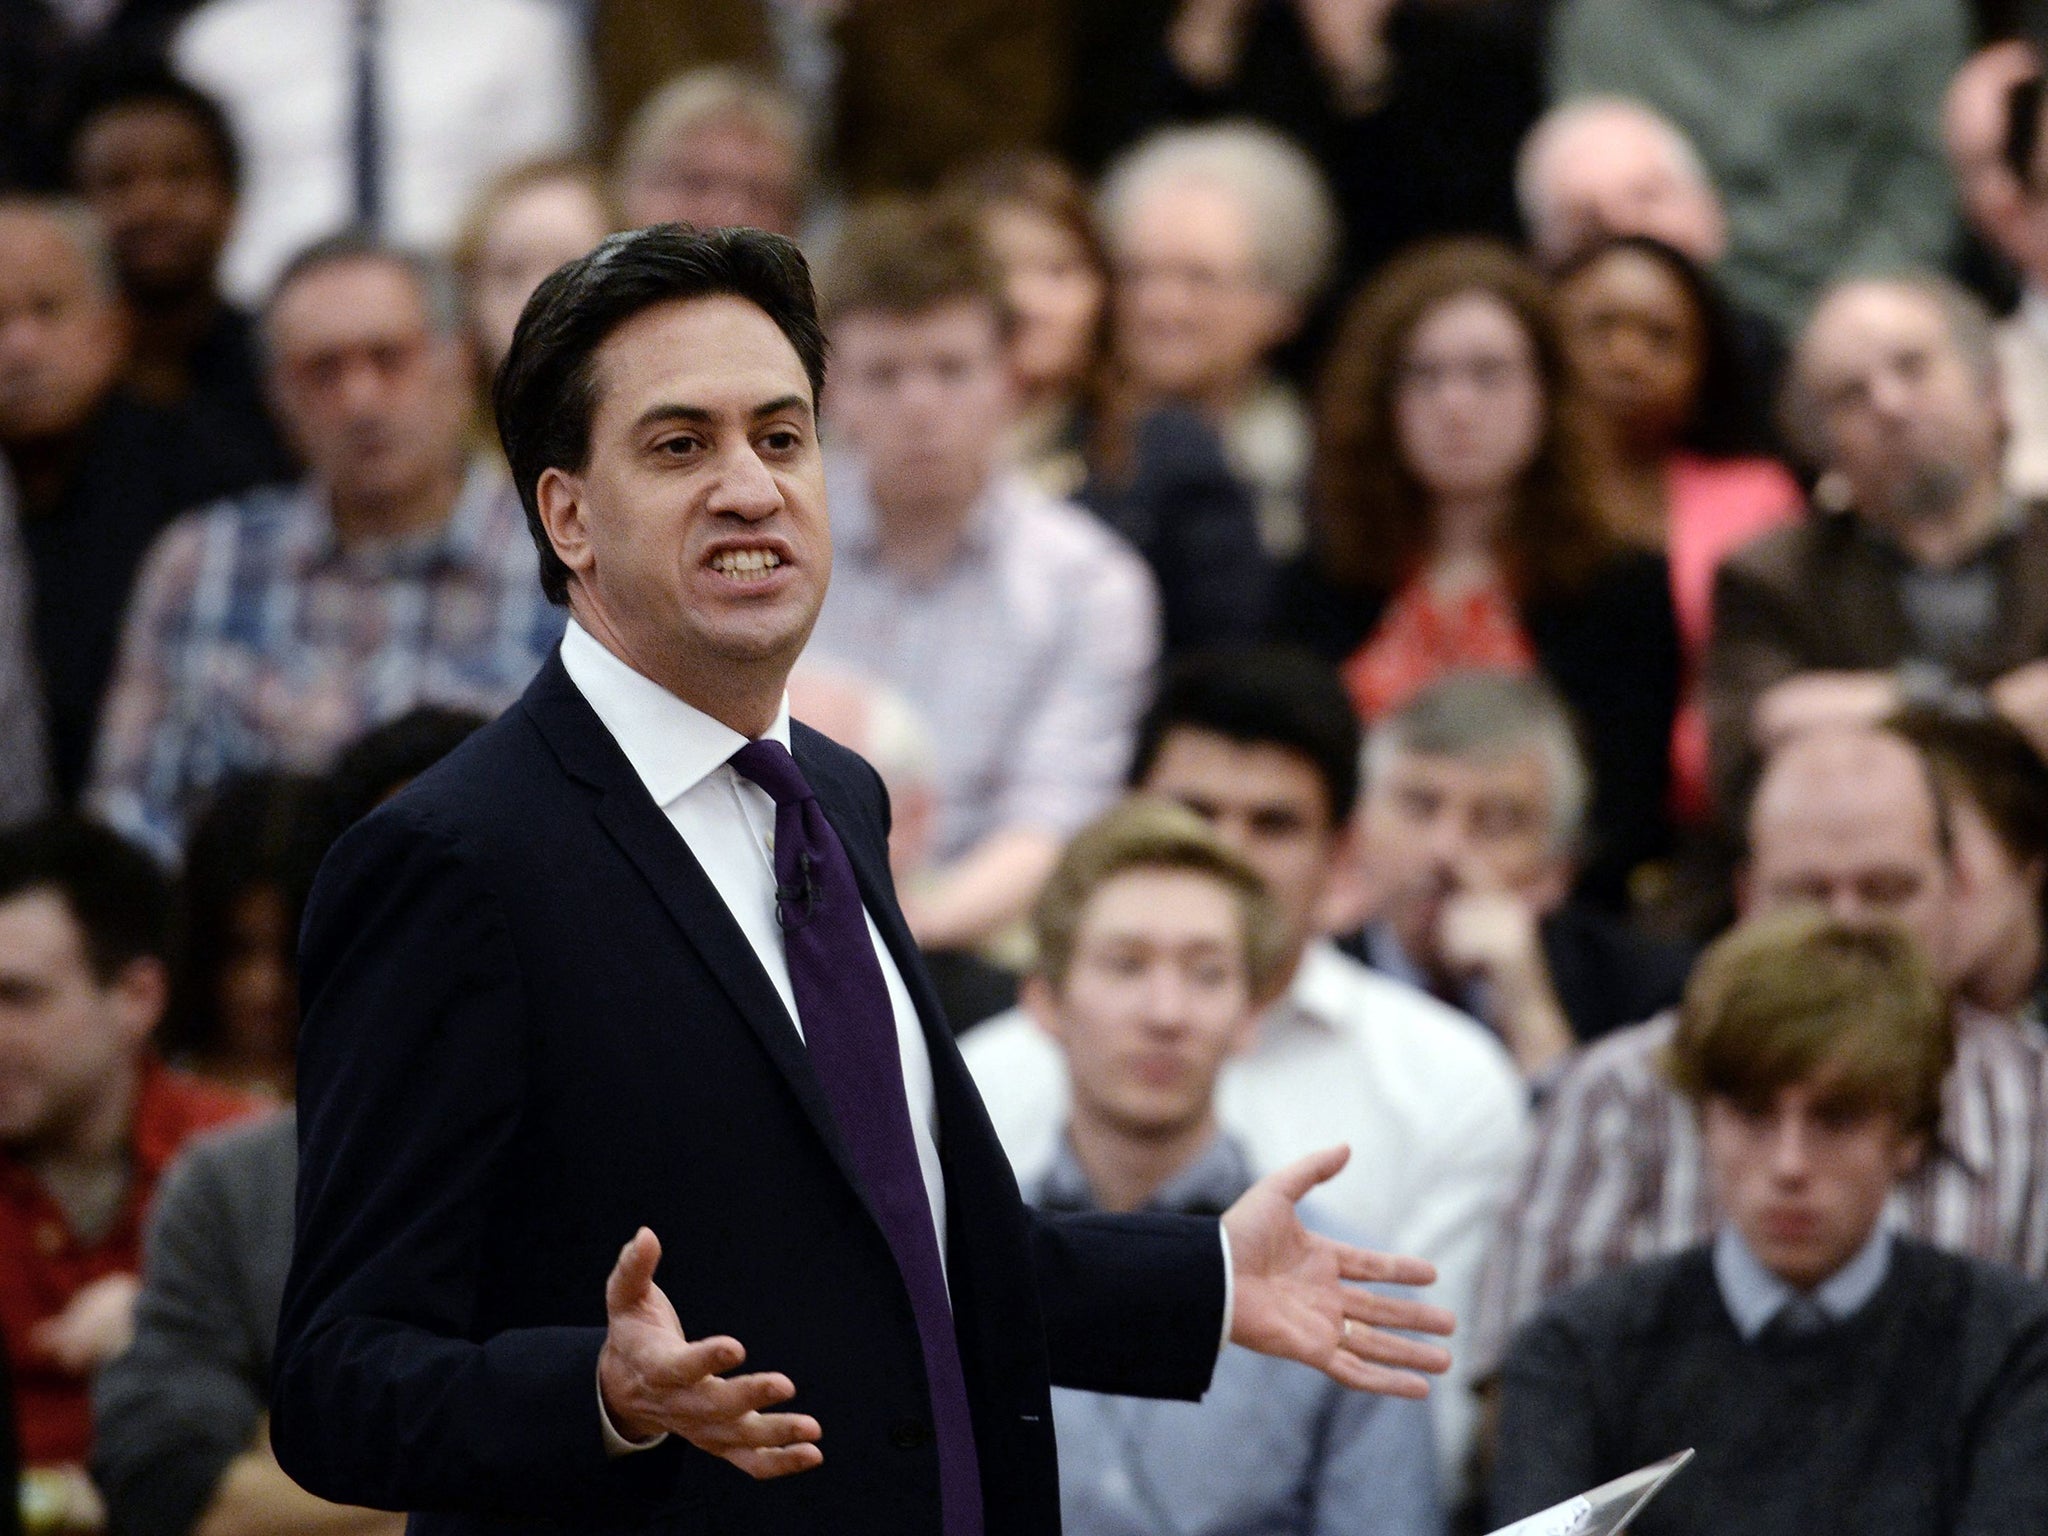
[271,652,1225,1536]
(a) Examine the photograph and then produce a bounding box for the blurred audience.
[158,774,336,1102]
[964,648,1527,1490]
[171,0,586,302]
[325,704,485,830]
[1892,705,2048,1020]
[1549,0,1966,333]
[1493,910,2048,1535]
[956,150,1269,653]
[1968,59,2048,500]
[786,662,1019,1031]
[451,157,616,389]
[1020,796,1445,1536]
[1470,724,2048,1385]
[1552,235,1800,823]
[92,1110,401,1536]
[0,196,273,802]
[87,233,564,862]
[0,476,50,829]
[0,818,260,1517]
[1706,274,2048,807]
[1516,97,1729,275]
[1136,0,1539,293]
[592,0,1065,197]
[809,197,1159,950]
[949,152,1107,497]
[0,0,205,191]
[1347,671,1692,1080]
[64,67,290,485]
[1097,121,1337,559]
[614,66,809,238]
[1276,237,1681,907]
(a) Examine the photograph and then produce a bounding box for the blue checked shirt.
[88,459,563,861]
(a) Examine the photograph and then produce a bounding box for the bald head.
[1744,728,1956,983]
[1517,97,1727,269]
[0,199,125,444]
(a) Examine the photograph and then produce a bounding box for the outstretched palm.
[1222,1145,1456,1397]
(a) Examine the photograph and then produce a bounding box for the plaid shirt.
[88,460,563,860]
[1469,1006,2048,1378]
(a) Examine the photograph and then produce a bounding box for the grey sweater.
[90,1111,295,1536]
[1491,1239,2048,1536]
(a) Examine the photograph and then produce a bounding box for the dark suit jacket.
[1705,502,2048,810]
[271,652,1225,1536]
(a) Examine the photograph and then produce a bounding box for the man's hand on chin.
[1221,1146,1455,1397]
[597,1228,825,1479]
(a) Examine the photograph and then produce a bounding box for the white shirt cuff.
[1218,1222,1235,1355]
[598,1364,668,1456]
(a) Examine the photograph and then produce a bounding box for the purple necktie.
[727,740,983,1536]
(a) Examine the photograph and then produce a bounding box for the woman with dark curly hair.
[1553,235,1800,826]
[1276,236,1680,906]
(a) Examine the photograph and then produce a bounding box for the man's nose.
[708,443,784,519]
[1767,1116,1813,1179]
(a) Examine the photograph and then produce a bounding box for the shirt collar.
[1035,1131,1255,1217]
[1713,1222,1893,1340]
[557,618,791,808]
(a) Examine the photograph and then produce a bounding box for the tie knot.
[728,739,814,809]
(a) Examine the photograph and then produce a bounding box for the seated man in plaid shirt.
[87,232,564,861]
[1469,721,2048,1393]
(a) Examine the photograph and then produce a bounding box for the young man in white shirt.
[963,647,1527,1492]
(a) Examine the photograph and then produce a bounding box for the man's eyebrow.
[630,396,815,433]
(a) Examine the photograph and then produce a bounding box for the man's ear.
[1524,853,1576,917]
[1892,1128,1930,1180]
[1020,973,1065,1042]
[534,466,595,585]
[110,956,169,1047]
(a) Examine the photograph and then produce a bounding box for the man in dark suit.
[269,224,1453,1536]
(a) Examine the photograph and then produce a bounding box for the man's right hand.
[597,1229,824,1480]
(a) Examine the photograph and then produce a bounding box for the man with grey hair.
[1705,271,2048,809]
[1515,97,1727,272]
[0,195,275,805]
[614,67,811,240]
[1347,670,1692,1080]
[1096,121,1338,557]
[87,233,564,861]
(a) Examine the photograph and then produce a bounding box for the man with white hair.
[1549,0,1965,331]
[1347,671,1692,1081]
[1515,97,1727,272]
[1096,122,1339,557]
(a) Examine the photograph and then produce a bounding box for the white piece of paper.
[1488,1496,1591,1536]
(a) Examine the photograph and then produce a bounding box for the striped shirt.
[87,459,563,861]
[1469,1006,2048,1377]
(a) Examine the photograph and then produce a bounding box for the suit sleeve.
[271,806,683,1518]
[1026,1208,1224,1401]
[1487,1310,1606,1526]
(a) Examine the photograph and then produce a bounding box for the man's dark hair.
[493,223,828,605]
[1891,705,2048,873]
[63,65,240,195]
[0,817,171,982]
[817,195,1010,331]
[1129,648,1363,824]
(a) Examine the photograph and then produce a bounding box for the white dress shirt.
[174,0,586,302]
[961,940,1527,1494]
[559,621,948,1250]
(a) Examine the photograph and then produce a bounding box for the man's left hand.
[31,1272,139,1374]
[1222,1146,1454,1397]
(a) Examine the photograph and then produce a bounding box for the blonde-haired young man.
[1025,798,1444,1536]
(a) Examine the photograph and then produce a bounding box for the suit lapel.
[520,656,869,1202]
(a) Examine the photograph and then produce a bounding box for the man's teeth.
[711,550,783,580]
